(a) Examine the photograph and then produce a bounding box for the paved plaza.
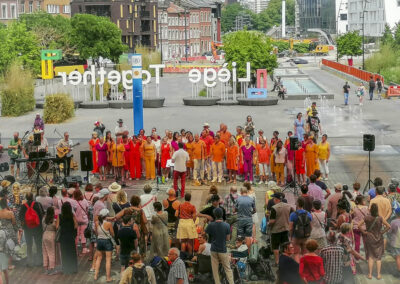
[1,66,400,283]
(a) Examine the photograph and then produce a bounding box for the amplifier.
[64,176,83,187]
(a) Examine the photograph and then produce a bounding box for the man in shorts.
[8,132,21,178]
[269,193,293,266]
[235,187,256,248]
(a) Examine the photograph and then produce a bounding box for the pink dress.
[96,143,108,167]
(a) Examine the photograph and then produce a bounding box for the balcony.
[140,11,150,18]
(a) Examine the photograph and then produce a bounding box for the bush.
[135,45,161,77]
[293,43,310,53]
[199,88,207,97]
[43,93,74,123]
[0,62,35,116]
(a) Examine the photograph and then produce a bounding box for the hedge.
[0,63,35,116]
[43,93,74,123]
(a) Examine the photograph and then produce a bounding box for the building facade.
[296,0,336,34]
[254,0,268,14]
[336,0,347,34]
[43,0,71,17]
[71,0,158,50]
[0,0,18,23]
[348,0,400,37]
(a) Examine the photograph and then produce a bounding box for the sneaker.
[162,176,165,183]
[258,180,263,185]
[324,177,329,181]
[47,269,58,275]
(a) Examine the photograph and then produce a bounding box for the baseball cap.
[271,193,284,200]
[210,194,220,202]
[395,207,400,216]
[98,188,110,198]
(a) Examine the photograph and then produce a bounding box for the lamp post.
[362,0,369,70]
[184,8,188,62]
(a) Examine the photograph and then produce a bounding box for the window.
[47,4,59,14]
[63,5,70,14]
[29,1,33,13]
[1,4,7,19]
[340,13,347,21]
[37,1,41,11]
[20,1,25,13]
[397,0,400,6]
[10,4,16,18]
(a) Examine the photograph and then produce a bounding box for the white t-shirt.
[115,125,128,135]
[172,149,189,172]
[153,140,161,154]
[140,194,156,219]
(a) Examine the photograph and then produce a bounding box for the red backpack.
[24,202,40,228]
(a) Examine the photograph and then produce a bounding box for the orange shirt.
[219,130,232,146]
[257,144,271,164]
[211,141,226,162]
[192,140,206,160]
[200,135,214,157]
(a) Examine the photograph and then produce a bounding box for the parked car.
[286,58,309,64]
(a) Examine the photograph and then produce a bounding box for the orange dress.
[106,140,114,164]
[219,130,232,146]
[89,138,99,173]
[256,144,271,164]
[210,141,226,163]
[111,143,125,167]
[305,143,319,177]
[186,142,194,168]
[226,144,239,170]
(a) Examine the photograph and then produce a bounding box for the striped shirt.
[168,258,188,284]
[320,245,344,283]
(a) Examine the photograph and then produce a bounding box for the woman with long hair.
[351,195,369,254]
[244,115,255,140]
[130,135,142,180]
[318,134,330,181]
[240,136,256,183]
[358,203,390,280]
[95,136,108,181]
[111,136,125,182]
[105,131,114,176]
[56,202,78,275]
[94,209,115,282]
[150,202,170,258]
[171,132,180,152]
[305,136,319,177]
[143,136,156,181]
[73,190,89,255]
[88,132,99,174]
[160,137,172,183]
[294,112,305,142]
[274,140,287,186]
[42,206,57,275]
[122,134,133,180]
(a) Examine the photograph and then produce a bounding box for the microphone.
[25,130,29,135]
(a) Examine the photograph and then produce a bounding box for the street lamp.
[361,0,369,70]
[184,8,188,62]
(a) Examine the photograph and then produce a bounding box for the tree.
[253,0,295,32]
[0,22,40,74]
[337,31,363,59]
[221,3,254,33]
[70,14,127,63]
[382,24,394,46]
[223,30,278,79]
[393,23,400,47]
[19,11,74,55]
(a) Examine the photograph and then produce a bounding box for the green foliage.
[221,3,253,33]
[337,31,362,58]
[43,93,75,123]
[70,14,127,63]
[135,46,161,76]
[381,24,394,46]
[223,30,278,78]
[293,43,310,53]
[0,22,40,74]
[365,44,400,83]
[198,88,207,97]
[90,79,110,101]
[0,62,35,116]
[273,41,289,52]
[393,23,400,47]
[253,0,295,32]
[19,11,74,56]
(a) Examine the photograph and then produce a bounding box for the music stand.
[33,133,41,146]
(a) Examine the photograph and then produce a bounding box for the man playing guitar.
[8,132,21,178]
[57,132,74,177]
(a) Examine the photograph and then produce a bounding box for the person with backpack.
[376,77,383,99]
[18,192,43,267]
[119,253,156,284]
[343,81,351,105]
[306,111,321,140]
[387,184,400,222]
[369,76,376,100]
[289,197,312,262]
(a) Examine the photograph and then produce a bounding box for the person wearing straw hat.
[115,119,127,138]
[89,132,99,174]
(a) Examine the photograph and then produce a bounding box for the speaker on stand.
[80,151,93,184]
[363,134,375,194]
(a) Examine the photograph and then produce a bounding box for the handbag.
[100,223,117,247]
[77,201,92,239]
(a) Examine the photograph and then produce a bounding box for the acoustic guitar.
[57,142,80,158]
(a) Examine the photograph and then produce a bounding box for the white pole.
[282,0,286,38]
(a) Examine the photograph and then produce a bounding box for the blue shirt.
[205,220,231,253]
[289,209,312,224]
[368,188,376,199]
[235,195,255,219]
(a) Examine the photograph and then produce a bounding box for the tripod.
[30,160,50,195]
[363,150,374,194]
[282,149,301,196]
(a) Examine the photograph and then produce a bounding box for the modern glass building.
[297,0,336,34]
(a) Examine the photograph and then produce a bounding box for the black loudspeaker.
[33,133,41,146]
[363,134,375,152]
[289,137,299,149]
[80,151,93,172]
[64,176,83,187]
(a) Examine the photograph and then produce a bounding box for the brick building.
[0,0,18,23]
[71,0,158,50]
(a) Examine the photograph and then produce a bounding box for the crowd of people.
[1,103,400,284]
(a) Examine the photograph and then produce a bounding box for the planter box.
[79,102,110,109]
[143,97,165,108]
[236,98,278,106]
[183,97,220,106]
[109,101,133,109]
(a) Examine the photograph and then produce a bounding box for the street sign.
[41,49,62,60]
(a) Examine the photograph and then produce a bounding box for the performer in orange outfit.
[105,131,114,176]
[111,136,125,182]
[305,136,319,177]
[256,138,271,184]
[130,135,142,180]
[269,131,280,181]
[160,137,172,183]
[192,134,206,185]
[210,135,226,183]
[122,134,133,180]
[89,132,99,173]
[226,137,239,184]
[200,129,214,182]
[185,132,194,179]
[218,124,232,146]
[143,136,156,180]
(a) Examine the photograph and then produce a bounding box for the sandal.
[367,275,372,279]
[377,275,382,280]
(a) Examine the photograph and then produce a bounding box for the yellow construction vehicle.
[312,45,330,55]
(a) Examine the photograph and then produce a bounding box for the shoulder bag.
[99,223,117,247]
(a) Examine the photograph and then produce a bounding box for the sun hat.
[98,188,110,198]
[203,122,210,127]
[99,208,109,217]
[108,182,121,193]
[117,119,123,123]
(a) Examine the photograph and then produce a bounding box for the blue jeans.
[369,88,374,100]
[344,92,349,105]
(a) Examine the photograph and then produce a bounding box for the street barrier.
[321,59,384,84]
[387,86,400,97]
